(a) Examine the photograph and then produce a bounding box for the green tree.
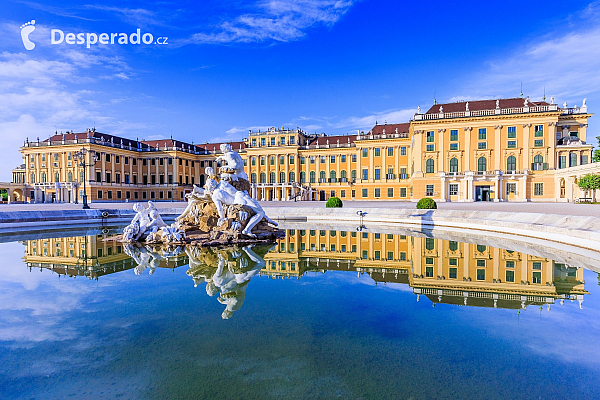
[594,136,600,163]
[577,174,600,202]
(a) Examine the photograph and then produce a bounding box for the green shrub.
[326,197,343,208]
[416,197,437,209]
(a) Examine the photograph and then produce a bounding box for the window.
[425,238,435,250]
[280,156,285,165]
[260,173,266,183]
[362,250,368,259]
[251,157,256,166]
[506,260,515,268]
[449,268,457,279]
[426,144,435,152]
[581,154,589,165]
[507,140,517,148]
[260,157,265,166]
[300,156,305,164]
[270,156,275,165]
[478,128,487,140]
[534,139,544,147]
[352,154,357,162]
[426,131,434,142]
[330,170,336,182]
[341,155,346,162]
[426,184,434,196]
[105,154,111,162]
[450,143,459,151]
[533,154,545,170]
[476,269,486,280]
[310,156,315,164]
[477,156,486,172]
[351,170,357,179]
[289,172,295,182]
[400,188,407,197]
[251,139,257,147]
[569,153,578,167]
[450,129,458,141]
[505,270,515,282]
[400,146,407,156]
[280,172,285,183]
[449,157,458,172]
[374,188,380,198]
[310,171,315,183]
[362,188,368,197]
[449,184,458,196]
[270,172,276,183]
[270,137,275,146]
[506,183,516,195]
[532,271,542,284]
[289,156,294,164]
[478,142,487,150]
[67,171,73,182]
[426,159,435,173]
[260,138,266,146]
[300,171,305,183]
[340,190,346,198]
[374,148,380,157]
[425,266,434,277]
[320,171,326,182]
[340,170,347,182]
[251,173,257,183]
[387,188,393,197]
[280,136,285,145]
[534,125,544,137]
[362,148,368,157]
[534,183,544,196]
[374,169,380,180]
[400,252,406,261]
[400,167,407,179]
[362,169,368,180]
[507,126,516,138]
[449,241,458,251]
[387,147,393,156]
[570,131,579,138]
[506,156,516,172]
[532,261,542,270]
[449,258,458,266]
[290,137,295,144]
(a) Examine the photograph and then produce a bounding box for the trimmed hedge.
[416,197,437,209]
[326,197,343,208]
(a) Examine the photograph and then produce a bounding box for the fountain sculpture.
[117,144,282,246]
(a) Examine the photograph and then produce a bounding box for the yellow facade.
[16,98,597,203]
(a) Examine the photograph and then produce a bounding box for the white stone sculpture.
[175,184,210,227]
[583,98,587,107]
[465,102,469,111]
[496,99,500,109]
[122,202,151,242]
[205,178,277,237]
[215,143,248,182]
[122,201,184,243]
[439,106,444,113]
[417,105,421,113]
[161,223,186,243]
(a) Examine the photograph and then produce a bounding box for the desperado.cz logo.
[20,20,168,50]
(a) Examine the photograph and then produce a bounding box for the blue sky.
[1,0,600,179]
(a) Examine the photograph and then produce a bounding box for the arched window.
[477,156,486,172]
[449,157,458,172]
[340,170,347,181]
[506,155,516,172]
[300,171,306,183]
[533,154,544,170]
[41,173,47,183]
[476,245,486,253]
[289,172,295,182]
[310,171,316,183]
[260,173,266,183]
[68,172,73,182]
[330,170,336,182]
[251,173,256,183]
[54,172,60,182]
[279,172,285,183]
[30,173,35,183]
[270,172,276,183]
[426,159,435,173]
[320,171,326,182]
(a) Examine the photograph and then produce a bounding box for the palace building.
[8,96,598,204]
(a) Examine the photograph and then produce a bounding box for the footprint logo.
[20,20,36,50]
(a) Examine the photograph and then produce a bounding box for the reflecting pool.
[1,226,599,399]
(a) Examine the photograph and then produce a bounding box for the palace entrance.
[475,186,492,202]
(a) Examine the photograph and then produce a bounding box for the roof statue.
[465,102,469,111]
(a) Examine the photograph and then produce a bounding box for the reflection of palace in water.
[263,229,588,310]
[22,230,589,310]
[23,233,189,279]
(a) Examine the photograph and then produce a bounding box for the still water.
[0,225,599,399]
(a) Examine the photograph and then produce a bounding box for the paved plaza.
[0,200,598,217]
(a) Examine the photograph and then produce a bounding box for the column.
[439,175,446,202]
[548,122,557,169]
[493,176,500,202]
[464,127,472,171]
[438,128,445,174]
[520,175,528,202]
[522,124,531,171]
[493,125,502,170]
[466,172,474,202]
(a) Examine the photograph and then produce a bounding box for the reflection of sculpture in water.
[186,244,268,319]
[124,243,184,275]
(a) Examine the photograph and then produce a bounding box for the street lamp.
[73,147,99,209]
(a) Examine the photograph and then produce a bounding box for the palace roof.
[425,98,551,114]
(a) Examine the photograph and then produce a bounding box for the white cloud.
[448,3,600,105]
[185,0,356,45]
